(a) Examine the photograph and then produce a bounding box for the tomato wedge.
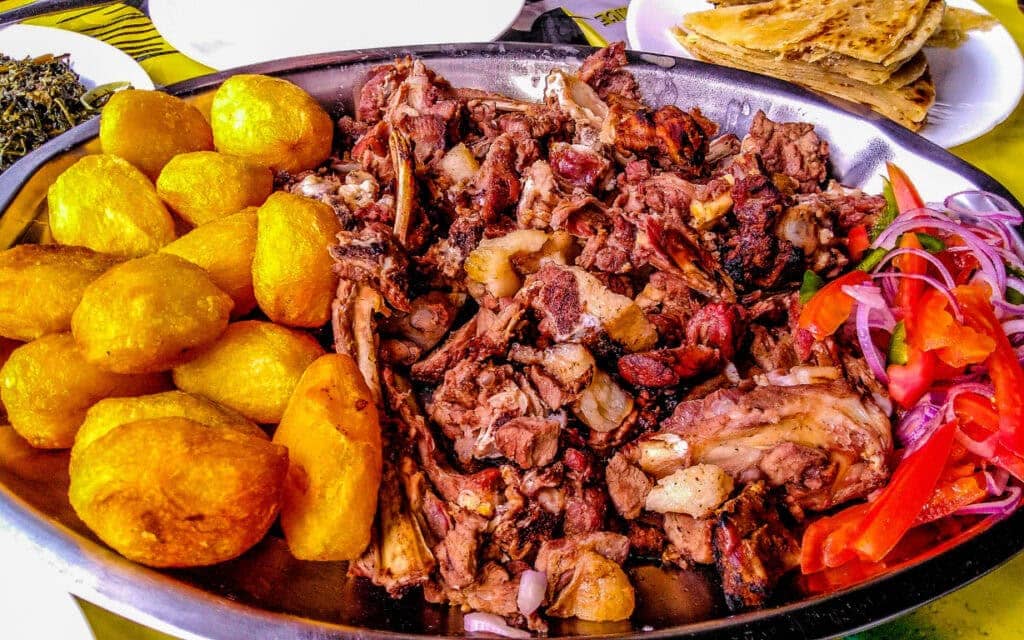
[851,419,958,562]
[954,285,1024,457]
[913,473,988,526]
[886,346,936,410]
[847,224,870,261]
[886,162,925,214]
[798,271,871,340]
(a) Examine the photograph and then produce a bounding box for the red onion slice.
[871,247,957,289]
[955,485,1022,517]
[985,468,1011,496]
[854,302,889,385]
[464,613,531,638]
[517,570,546,616]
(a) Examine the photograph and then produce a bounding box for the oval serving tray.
[0,43,1021,640]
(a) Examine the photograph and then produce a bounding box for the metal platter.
[0,43,1021,640]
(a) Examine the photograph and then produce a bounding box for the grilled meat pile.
[307,43,894,631]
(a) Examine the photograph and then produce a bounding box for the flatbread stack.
[673,0,946,130]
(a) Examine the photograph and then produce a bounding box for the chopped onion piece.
[517,570,546,615]
[464,613,531,638]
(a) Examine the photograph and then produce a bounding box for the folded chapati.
[682,0,944,65]
[675,29,936,129]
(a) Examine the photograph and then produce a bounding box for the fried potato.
[210,74,332,174]
[161,211,258,316]
[0,245,121,341]
[48,155,177,257]
[69,416,287,567]
[156,151,273,227]
[75,390,264,456]
[72,253,233,373]
[253,192,340,327]
[173,320,324,424]
[0,334,167,449]
[100,89,214,180]
[273,354,382,560]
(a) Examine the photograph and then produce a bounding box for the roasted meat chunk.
[662,374,892,511]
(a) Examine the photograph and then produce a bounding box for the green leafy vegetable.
[888,321,908,365]
[857,247,889,272]
[870,177,899,240]
[799,270,825,304]
[915,232,946,253]
[0,53,95,173]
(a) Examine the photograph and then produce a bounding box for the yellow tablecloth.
[1,0,1021,638]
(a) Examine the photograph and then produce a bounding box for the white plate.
[0,526,94,640]
[0,24,154,91]
[626,0,1024,148]
[149,0,526,71]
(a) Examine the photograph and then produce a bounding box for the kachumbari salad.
[797,164,1024,588]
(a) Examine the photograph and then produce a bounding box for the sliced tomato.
[800,502,871,574]
[851,419,958,562]
[913,472,988,526]
[798,271,871,340]
[954,285,1024,457]
[908,289,995,368]
[886,162,925,214]
[847,224,871,261]
[802,557,889,594]
[887,346,936,409]
[893,232,926,318]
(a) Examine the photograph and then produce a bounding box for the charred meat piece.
[473,134,523,221]
[713,482,800,610]
[686,302,747,362]
[741,110,829,194]
[517,160,560,229]
[548,142,612,192]
[494,415,563,469]
[350,458,436,596]
[331,222,411,312]
[380,292,465,365]
[722,161,794,290]
[605,102,711,176]
[356,59,412,123]
[427,359,547,465]
[410,300,524,383]
[519,263,657,352]
[663,512,715,566]
[618,344,720,388]
[577,41,641,101]
[383,59,461,166]
[662,376,892,511]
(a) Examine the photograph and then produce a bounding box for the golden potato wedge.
[100,89,214,180]
[161,211,258,316]
[273,353,382,560]
[156,151,273,227]
[0,245,121,341]
[48,155,177,257]
[173,320,324,424]
[69,416,287,567]
[72,253,233,373]
[75,390,264,456]
[253,192,340,327]
[210,74,332,174]
[0,334,167,449]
